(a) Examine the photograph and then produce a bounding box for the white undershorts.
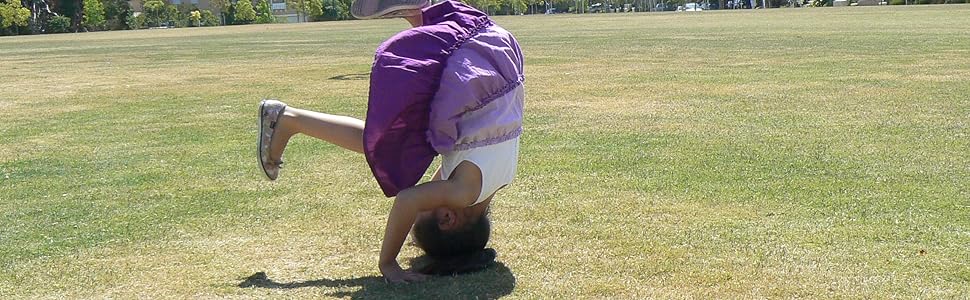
[440,137,520,206]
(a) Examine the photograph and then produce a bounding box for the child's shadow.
[238,261,515,299]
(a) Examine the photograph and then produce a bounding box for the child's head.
[412,207,490,258]
[411,206,495,275]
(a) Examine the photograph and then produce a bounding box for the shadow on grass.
[238,260,515,299]
[328,73,370,80]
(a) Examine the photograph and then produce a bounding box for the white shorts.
[440,137,520,206]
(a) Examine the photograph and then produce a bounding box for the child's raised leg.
[269,107,366,164]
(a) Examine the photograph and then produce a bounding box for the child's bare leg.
[269,107,365,163]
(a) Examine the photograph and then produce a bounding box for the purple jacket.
[363,1,525,197]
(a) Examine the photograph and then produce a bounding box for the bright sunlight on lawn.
[1,5,968,299]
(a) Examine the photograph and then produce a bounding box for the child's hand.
[380,261,428,284]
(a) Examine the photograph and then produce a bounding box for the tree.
[102,0,131,30]
[284,0,306,21]
[200,9,219,26]
[53,0,84,31]
[164,3,179,26]
[283,0,328,21]
[173,3,198,27]
[81,0,105,30]
[526,0,545,14]
[0,0,30,35]
[126,10,143,28]
[463,0,500,14]
[234,0,256,24]
[189,9,200,26]
[255,0,274,23]
[504,0,527,14]
[209,0,229,24]
[305,0,322,20]
[142,0,166,26]
[47,14,71,32]
[322,0,349,20]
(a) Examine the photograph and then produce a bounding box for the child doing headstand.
[256,0,524,283]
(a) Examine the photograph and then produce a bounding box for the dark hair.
[411,212,496,275]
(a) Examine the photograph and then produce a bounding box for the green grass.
[2,5,969,298]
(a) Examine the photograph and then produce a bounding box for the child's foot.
[258,99,287,180]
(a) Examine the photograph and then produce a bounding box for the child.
[257,0,524,283]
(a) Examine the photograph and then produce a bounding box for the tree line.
[2,0,965,36]
[1,0,271,35]
[0,0,582,35]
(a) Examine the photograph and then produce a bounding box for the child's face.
[416,206,470,232]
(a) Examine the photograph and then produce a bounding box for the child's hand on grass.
[380,261,428,283]
[378,179,468,284]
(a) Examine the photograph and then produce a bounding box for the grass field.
[2,4,969,299]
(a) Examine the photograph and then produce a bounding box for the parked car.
[679,2,703,11]
[589,3,611,12]
[653,2,677,11]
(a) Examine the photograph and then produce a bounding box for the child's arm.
[378,179,468,283]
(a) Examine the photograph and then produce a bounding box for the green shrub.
[102,0,131,30]
[189,10,201,26]
[106,17,126,29]
[47,15,72,33]
[319,0,350,21]
[1,0,31,35]
[200,10,219,26]
[888,0,904,4]
[165,4,182,27]
[255,0,275,23]
[234,0,256,24]
[305,0,323,20]
[127,13,145,29]
[322,1,349,21]
[143,0,166,26]
[174,3,197,27]
[82,0,106,30]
